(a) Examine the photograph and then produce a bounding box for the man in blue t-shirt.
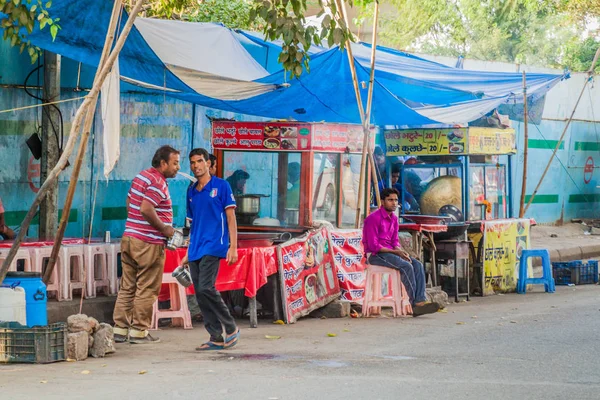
[182,148,240,351]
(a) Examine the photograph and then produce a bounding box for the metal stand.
[436,240,471,302]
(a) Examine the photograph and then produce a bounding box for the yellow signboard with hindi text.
[469,127,516,155]
[384,128,468,156]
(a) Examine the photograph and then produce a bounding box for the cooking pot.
[235,194,269,215]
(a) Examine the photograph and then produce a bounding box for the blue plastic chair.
[517,249,555,294]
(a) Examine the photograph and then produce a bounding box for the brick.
[67,331,89,361]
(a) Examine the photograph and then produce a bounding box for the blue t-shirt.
[186,177,236,261]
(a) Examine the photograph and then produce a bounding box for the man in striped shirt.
[113,145,180,344]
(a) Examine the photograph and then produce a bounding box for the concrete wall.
[0,40,262,239]
[1,40,599,237]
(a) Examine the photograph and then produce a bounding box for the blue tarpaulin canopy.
[2,0,566,126]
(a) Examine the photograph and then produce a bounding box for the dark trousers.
[368,253,427,305]
[190,255,237,342]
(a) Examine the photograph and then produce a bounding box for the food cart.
[211,120,374,232]
[211,120,375,323]
[383,126,528,298]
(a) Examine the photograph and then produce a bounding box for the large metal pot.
[235,195,262,215]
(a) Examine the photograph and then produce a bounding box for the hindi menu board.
[212,121,312,151]
[469,127,517,155]
[385,128,468,156]
[330,229,367,302]
[312,124,371,153]
[482,219,531,295]
[277,227,340,323]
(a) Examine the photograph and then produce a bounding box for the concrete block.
[426,287,448,309]
[89,323,116,358]
[309,300,350,319]
[68,314,95,334]
[67,331,89,361]
[579,244,600,260]
[557,247,583,262]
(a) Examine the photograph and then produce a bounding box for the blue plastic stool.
[517,249,555,294]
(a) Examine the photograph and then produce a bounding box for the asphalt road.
[2,285,599,400]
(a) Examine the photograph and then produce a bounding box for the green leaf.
[50,23,58,40]
[333,27,343,44]
[10,33,17,46]
[13,0,20,6]
[45,1,52,8]
[294,64,303,76]
[31,4,37,12]
[19,42,25,53]
[39,18,47,29]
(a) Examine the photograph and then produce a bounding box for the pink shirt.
[0,197,4,214]
[362,207,400,254]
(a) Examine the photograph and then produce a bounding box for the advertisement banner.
[469,127,516,155]
[312,124,372,153]
[330,229,367,302]
[482,219,531,295]
[385,128,468,156]
[212,121,312,151]
[278,227,340,323]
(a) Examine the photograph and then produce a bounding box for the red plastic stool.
[362,265,412,317]
[150,273,193,330]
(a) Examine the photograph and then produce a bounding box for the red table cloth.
[398,223,448,233]
[159,246,278,302]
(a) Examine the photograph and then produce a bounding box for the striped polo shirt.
[123,168,173,245]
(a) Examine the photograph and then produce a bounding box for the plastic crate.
[552,260,599,285]
[552,262,576,285]
[577,260,599,285]
[0,322,67,364]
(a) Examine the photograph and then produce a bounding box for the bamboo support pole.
[523,47,600,214]
[333,0,381,227]
[0,0,147,284]
[518,72,528,218]
[43,0,123,285]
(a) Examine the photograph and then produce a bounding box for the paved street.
[2,285,600,400]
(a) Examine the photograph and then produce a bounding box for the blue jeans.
[368,253,427,305]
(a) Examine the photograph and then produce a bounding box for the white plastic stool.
[150,273,193,330]
[106,241,121,296]
[61,245,86,301]
[84,243,110,298]
[28,246,66,301]
[0,248,32,272]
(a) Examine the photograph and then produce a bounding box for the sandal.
[195,341,224,351]
[224,328,240,349]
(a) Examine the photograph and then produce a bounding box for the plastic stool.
[84,244,110,298]
[61,245,86,301]
[106,241,121,296]
[0,248,32,272]
[150,273,193,330]
[28,246,66,301]
[517,249,555,294]
[362,265,412,317]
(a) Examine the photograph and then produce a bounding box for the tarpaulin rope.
[0,96,86,114]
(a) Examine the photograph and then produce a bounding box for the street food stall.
[209,120,375,323]
[211,120,373,232]
[383,126,527,299]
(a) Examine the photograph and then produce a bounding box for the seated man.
[362,188,438,316]
[0,196,15,240]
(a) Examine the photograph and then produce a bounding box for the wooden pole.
[524,46,600,214]
[364,1,381,210]
[518,71,528,218]
[0,0,147,284]
[43,0,123,284]
[333,0,381,227]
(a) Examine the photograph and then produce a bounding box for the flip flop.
[195,341,224,351]
[224,328,240,348]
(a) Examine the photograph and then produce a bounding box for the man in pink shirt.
[363,188,438,316]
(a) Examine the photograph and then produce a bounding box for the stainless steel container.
[172,265,193,288]
[166,228,184,250]
[235,195,261,215]
[104,231,111,243]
